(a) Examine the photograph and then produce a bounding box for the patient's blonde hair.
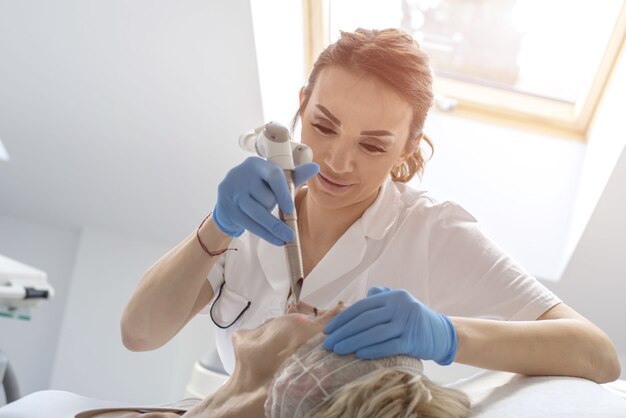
[308,368,470,418]
[265,334,469,418]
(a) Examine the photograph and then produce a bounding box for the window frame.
[302,0,626,140]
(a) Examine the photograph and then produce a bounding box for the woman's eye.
[312,123,335,135]
[362,144,385,153]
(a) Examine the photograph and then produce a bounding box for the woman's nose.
[324,137,354,173]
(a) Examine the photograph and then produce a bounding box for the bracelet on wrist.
[196,213,238,257]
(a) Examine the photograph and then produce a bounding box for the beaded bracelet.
[196,213,238,257]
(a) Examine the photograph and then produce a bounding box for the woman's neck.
[297,187,378,245]
[183,366,272,417]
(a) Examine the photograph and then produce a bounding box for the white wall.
[545,39,626,379]
[418,111,585,282]
[50,226,216,404]
[547,144,626,379]
[567,39,626,261]
[250,0,305,125]
[0,215,79,396]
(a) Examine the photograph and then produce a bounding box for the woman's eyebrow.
[316,104,341,126]
[361,130,395,137]
[315,104,397,140]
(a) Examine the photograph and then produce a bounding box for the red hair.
[291,28,434,182]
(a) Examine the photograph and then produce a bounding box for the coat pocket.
[209,282,251,329]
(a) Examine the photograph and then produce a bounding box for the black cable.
[209,282,251,329]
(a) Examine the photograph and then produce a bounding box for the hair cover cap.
[264,334,424,418]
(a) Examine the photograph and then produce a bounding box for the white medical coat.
[204,177,561,374]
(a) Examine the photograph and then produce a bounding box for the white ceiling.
[0,0,264,246]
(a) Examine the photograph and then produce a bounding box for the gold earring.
[392,162,404,178]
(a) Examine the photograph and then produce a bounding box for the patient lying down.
[184,301,470,418]
[2,302,470,418]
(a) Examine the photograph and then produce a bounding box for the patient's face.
[232,302,343,379]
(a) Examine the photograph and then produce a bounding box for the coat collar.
[361,176,401,240]
[257,176,401,303]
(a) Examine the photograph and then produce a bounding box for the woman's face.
[232,303,343,379]
[299,65,413,210]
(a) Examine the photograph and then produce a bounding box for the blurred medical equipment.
[185,347,228,399]
[239,122,313,305]
[0,254,54,406]
[0,351,20,405]
[0,254,53,321]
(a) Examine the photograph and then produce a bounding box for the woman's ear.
[395,136,420,170]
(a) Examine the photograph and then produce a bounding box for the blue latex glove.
[213,156,319,246]
[324,286,458,365]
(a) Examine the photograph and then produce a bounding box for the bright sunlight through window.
[314,0,626,138]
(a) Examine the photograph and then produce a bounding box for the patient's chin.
[287,300,317,315]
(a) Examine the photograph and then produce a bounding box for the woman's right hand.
[213,156,319,246]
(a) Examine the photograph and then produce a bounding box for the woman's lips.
[318,172,351,187]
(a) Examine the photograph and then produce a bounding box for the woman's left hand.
[323,286,458,365]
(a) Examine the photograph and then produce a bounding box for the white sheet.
[0,391,128,418]
[1,373,626,417]
[447,370,626,417]
[0,391,195,418]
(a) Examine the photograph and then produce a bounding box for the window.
[303,0,626,139]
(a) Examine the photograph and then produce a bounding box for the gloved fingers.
[356,337,406,360]
[367,286,391,297]
[293,162,320,188]
[323,305,390,349]
[249,180,278,211]
[236,195,294,244]
[324,294,387,334]
[258,161,294,215]
[231,211,285,247]
[330,321,403,356]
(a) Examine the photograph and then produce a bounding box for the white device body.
[238,122,313,167]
